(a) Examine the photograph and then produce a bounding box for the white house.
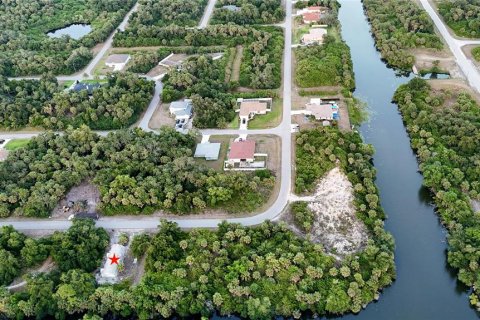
[169,99,193,120]
[105,54,131,71]
[301,28,327,45]
[98,244,126,284]
[194,142,221,160]
[305,98,339,120]
[236,98,272,128]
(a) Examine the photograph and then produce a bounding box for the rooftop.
[239,101,268,117]
[306,99,338,120]
[302,28,327,42]
[106,54,130,64]
[228,140,256,160]
[194,143,221,160]
[72,81,101,94]
[303,12,321,22]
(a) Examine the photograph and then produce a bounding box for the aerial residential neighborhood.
[0,0,480,319]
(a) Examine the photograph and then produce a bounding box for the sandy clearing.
[307,167,369,257]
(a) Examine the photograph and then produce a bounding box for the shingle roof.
[228,140,255,160]
[303,12,321,22]
[239,101,267,117]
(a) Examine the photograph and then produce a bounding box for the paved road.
[0,0,294,231]
[198,0,217,29]
[420,0,480,94]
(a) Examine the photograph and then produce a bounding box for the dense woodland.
[295,35,355,90]
[0,217,393,319]
[0,0,135,76]
[362,0,443,71]
[0,126,274,218]
[438,0,480,37]
[394,78,480,310]
[127,0,208,28]
[211,0,285,25]
[473,46,480,62]
[0,73,154,130]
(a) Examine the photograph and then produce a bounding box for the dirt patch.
[0,149,8,161]
[412,48,463,79]
[8,257,55,291]
[298,167,369,257]
[148,102,176,129]
[51,181,100,218]
[147,65,169,78]
[231,45,244,82]
[471,199,480,213]
[428,78,480,105]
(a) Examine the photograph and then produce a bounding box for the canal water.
[337,0,477,319]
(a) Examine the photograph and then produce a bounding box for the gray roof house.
[194,143,221,160]
[169,100,193,120]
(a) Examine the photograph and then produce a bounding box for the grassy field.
[248,98,283,129]
[4,139,30,151]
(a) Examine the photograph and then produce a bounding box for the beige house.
[305,98,339,120]
[236,98,272,128]
[302,28,327,45]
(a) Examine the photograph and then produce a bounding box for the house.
[297,6,328,15]
[222,4,240,12]
[227,140,256,164]
[305,98,339,120]
[105,54,131,71]
[169,99,193,120]
[194,142,221,160]
[301,28,327,45]
[71,80,101,95]
[303,12,321,24]
[236,98,272,128]
[98,244,126,284]
[224,140,267,170]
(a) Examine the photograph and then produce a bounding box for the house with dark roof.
[71,81,102,95]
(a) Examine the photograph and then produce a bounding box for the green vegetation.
[248,99,282,129]
[0,0,135,76]
[472,46,480,62]
[362,0,442,71]
[127,48,172,74]
[4,139,30,151]
[393,78,480,310]
[0,73,154,130]
[299,89,340,96]
[438,0,480,37]
[128,0,208,28]
[0,126,274,218]
[346,97,368,126]
[291,202,314,232]
[295,35,355,90]
[211,0,285,25]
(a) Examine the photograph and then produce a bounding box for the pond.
[420,72,451,79]
[46,24,92,40]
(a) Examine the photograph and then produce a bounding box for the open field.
[4,139,30,151]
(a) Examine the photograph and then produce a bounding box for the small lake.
[420,72,451,80]
[47,24,92,40]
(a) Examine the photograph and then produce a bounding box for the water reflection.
[47,24,92,40]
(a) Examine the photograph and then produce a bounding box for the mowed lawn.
[248,98,283,129]
[4,139,30,151]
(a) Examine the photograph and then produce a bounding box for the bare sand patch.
[51,181,100,218]
[304,167,368,257]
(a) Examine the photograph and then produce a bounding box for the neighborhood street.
[198,0,217,29]
[420,0,480,93]
[0,0,294,231]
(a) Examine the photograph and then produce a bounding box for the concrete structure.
[224,140,266,170]
[169,99,193,120]
[71,81,101,95]
[194,142,221,160]
[105,54,131,71]
[98,244,126,284]
[305,98,339,120]
[301,28,327,45]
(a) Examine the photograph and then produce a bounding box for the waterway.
[47,24,91,40]
[336,0,478,319]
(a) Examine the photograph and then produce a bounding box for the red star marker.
[109,253,120,265]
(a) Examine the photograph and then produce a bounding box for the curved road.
[420,0,480,93]
[0,1,294,231]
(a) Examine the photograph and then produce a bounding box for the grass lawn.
[82,79,108,84]
[227,115,240,129]
[472,46,480,62]
[4,139,30,151]
[61,80,75,89]
[248,98,283,129]
[294,24,310,44]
